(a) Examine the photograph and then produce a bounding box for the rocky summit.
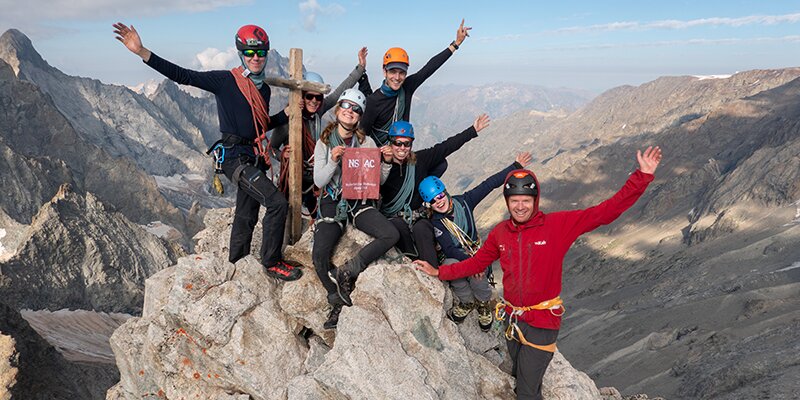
[107,209,606,400]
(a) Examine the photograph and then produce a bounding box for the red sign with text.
[341,147,381,200]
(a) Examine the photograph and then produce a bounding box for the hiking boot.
[447,301,475,324]
[476,300,493,332]
[323,303,343,330]
[335,258,362,307]
[265,260,303,281]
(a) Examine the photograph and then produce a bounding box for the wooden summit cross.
[263,48,330,243]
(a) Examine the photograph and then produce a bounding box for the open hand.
[113,22,149,60]
[455,19,472,46]
[516,151,532,168]
[473,114,491,133]
[413,260,439,277]
[358,47,368,68]
[637,146,662,175]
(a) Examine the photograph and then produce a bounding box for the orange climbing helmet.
[235,25,270,51]
[383,47,409,71]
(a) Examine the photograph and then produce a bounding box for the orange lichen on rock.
[139,369,145,375]
[182,357,192,366]
[184,283,194,290]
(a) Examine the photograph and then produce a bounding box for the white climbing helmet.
[337,88,366,112]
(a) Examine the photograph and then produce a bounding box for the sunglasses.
[304,93,324,102]
[242,49,267,58]
[390,139,413,148]
[339,101,363,115]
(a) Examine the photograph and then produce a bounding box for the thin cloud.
[0,0,251,40]
[536,35,800,52]
[554,13,800,34]
[0,0,251,20]
[299,0,345,32]
[193,47,239,70]
[476,34,523,43]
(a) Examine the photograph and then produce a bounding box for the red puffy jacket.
[438,169,654,330]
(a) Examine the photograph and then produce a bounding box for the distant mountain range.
[1,27,798,399]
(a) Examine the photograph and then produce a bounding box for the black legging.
[312,196,400,302]
[222,154,287,267]
[389,217,439,267]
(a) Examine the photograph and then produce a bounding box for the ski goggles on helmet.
[338,100,363,115]
[242,49,267,58]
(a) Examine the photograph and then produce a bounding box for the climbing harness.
[495,297,565,353]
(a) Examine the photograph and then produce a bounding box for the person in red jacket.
[414,146,662,400]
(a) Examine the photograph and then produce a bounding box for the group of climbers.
[114,19,663,400]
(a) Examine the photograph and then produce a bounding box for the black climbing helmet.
[503,169,538,198]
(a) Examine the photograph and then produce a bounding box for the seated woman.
[271,48,372,213]
[312,89,399,330]
[418,152,531,331]
[380,115,490,269]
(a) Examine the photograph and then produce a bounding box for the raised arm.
[402,19,471,92]
[113,22,224,92]
[463,152,531,209]
[562,146,662,241]
[113,22,151,61]
[321,47,368,114]
[418,114,490,170]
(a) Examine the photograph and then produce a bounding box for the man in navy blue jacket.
[113,22,301,281]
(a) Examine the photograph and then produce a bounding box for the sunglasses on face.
[390,140,413,148]
[242,49,267,58]
[338,101,363,115]
[433,192,448,202]
[304,93,324,102]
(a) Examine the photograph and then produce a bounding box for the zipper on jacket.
[517,232,524,304]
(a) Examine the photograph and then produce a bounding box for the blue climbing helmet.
[419,176,447,204]
[388,121,414,140]
[303,71,324,84]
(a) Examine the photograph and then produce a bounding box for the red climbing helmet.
[235,25,270,51]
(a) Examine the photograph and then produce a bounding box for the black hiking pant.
[507,321,559,400]
[389,217,439,267]
[222,153,287,267]
[312,196,399,303]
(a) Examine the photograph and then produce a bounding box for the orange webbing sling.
[231,66,271,167]
[495,296,565,353]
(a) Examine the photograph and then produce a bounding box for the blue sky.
[1,0,799,92]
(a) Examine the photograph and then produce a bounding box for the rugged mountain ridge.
[0,184,178,314]
[411,83,591,147]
